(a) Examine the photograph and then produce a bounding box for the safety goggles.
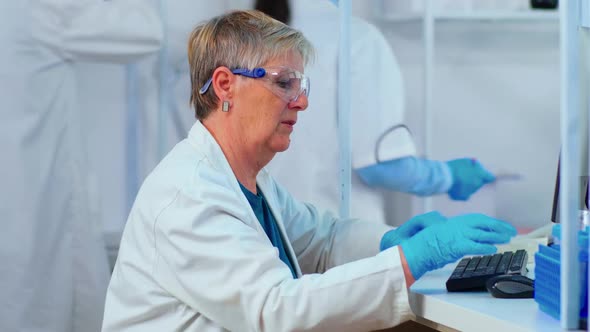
[199,66,310,103]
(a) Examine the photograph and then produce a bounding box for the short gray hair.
[188,10,314,120]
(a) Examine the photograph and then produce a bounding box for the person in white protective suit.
[134,1,229,181]
[102,10,516,331]
[0,1,162,331]
[255,0,496,225]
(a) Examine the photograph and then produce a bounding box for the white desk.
[409,264,568,332]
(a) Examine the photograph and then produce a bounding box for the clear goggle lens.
[199,66,310,103]
[263,67,310,103]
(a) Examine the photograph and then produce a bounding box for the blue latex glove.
[357,157,452,197]
[447,158,496,201]
[380,211,447,251]
[400,213,517,280]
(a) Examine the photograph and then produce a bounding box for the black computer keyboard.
[445,249,528,292]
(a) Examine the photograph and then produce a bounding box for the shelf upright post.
[337,0,352,219]
[422,0,434,213]
[580,2,590,330]
[560,0,582,329]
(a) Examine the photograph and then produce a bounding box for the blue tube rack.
[534,225,588,326]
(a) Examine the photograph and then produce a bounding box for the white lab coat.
[0,1,162,331]
[102,121,411,331]
[266,0,416,224]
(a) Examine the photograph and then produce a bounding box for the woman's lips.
[281,120,296,131]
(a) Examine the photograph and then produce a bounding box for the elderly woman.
[102,10,516,331]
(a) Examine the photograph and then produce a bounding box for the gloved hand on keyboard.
[446,158,496,201]
[380,211,447,251]
[400,213,517,280]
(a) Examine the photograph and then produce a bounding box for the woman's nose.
[289,93,308,111]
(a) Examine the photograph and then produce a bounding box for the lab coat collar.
[187,120,228,172]
[187,121,273,191]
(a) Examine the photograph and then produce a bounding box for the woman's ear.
[211,66,234,101]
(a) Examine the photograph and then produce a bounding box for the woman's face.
[231,51,308,156]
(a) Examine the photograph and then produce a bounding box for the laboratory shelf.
[375,10,558,23]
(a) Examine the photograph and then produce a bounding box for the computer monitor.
[551,159,560,223]
[550,159,589,223]
[551,27,590,223]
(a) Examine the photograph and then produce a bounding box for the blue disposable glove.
[447,158,496,201]
[357,157,452,197]
[380,211,447,251]
[400,213,517,280]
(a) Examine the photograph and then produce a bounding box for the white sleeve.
[33,0,163,62]
[350,19,416,169]
[153,175,410,332]
[269,177,395,272]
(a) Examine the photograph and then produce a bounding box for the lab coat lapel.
[256,171,303,277]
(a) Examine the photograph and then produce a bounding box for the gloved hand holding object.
[380,211,447,251]
[400,213,517,279]
[357,156,495,200]
[356,157,452,196]
[447,158,496,201]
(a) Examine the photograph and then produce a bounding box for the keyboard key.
[488,253,502,267]
[496,252,513,274]
[508,249,528,274]
[472,269,488,276]
[477,255,491,269]
[457,258,470,267]
[465,257,480,271]
[452,258,470,276]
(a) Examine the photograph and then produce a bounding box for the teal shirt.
[239,183,297,279]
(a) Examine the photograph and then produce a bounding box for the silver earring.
[222,101,230,112]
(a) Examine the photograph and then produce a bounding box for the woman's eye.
[275,80,291,89]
